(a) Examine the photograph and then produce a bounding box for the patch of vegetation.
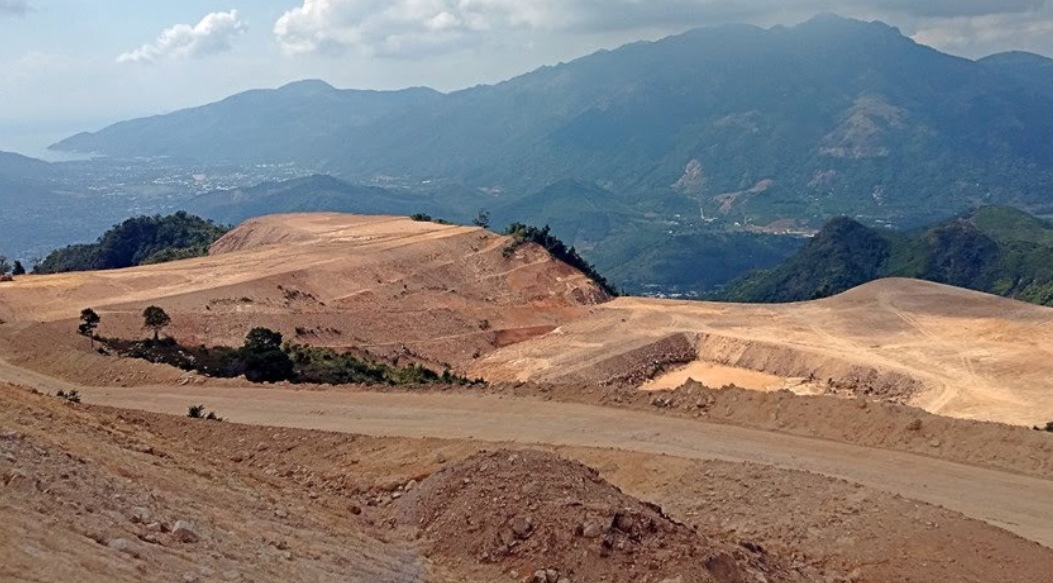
[409,213,453,225]
[56,389,81,404]
[36,211,228,273]
[502,223,618,297]
[142,306,171,341]
[718,206,1053,307]
[107,326,479,387]
[78,308,100,348]
[1035,421,1053,433]
[187,404,222,421]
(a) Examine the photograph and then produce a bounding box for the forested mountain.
[52,15,1053,230]
[52,81,441,165]
[719,207,1053,306]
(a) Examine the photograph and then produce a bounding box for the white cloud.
[117,10,247,64]
[273,0,1053,59]
[912,12,1053,56]
[274,0,558,57]
[0,0,28,17]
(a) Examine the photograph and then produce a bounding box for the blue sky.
[3,1,1053,157]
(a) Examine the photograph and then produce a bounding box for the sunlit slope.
[471,278,1053,426]
[0,213,609,370]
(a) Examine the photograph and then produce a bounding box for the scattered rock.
[512,516,534,539]
[906,419,923,431]
[172,520,201,543]
[107,538,141,558]
[613,512,634,533]
[579,521,603,539]
[129,507,151,524]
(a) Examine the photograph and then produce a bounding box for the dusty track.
[56,381,1053,549]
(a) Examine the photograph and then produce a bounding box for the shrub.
[187,404,222,421]
[56,389,81,404]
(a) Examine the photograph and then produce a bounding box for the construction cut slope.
[0,213,609,381]
[470,278,1053,426]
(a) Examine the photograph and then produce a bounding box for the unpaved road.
[53,382,1052,549]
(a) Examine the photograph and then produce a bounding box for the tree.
[0,256,9,275]
[11,261,25,276]
[472,208,491,229]
[78,308,100,348]
[243,327,283,353]
[142,305,171,341]
[240,327,294,383]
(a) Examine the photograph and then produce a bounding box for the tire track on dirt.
[49,381,1053,550]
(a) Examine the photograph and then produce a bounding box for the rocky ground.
[5,384,1052,582]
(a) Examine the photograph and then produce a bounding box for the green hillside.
[51,16,1053,230]
[719,207,1053,306]
[35,212,229,273]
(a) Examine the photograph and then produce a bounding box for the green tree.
[11,261,25,276]
[239,327,294,383]
[472,208,491,229]
[0,256,9,275]
[78,308,100,348]
[142,305,171,341]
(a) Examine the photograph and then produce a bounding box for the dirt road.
[55,381,1052,549]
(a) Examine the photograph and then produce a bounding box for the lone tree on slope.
[11,261,25,276]
[142,305,171,341]
[78,308,100,348]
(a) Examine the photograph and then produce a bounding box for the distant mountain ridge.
[50,15,1053,231]
[53,81,441,164]
[719,206,1053,306]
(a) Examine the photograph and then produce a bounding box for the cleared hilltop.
[0,213,608,384]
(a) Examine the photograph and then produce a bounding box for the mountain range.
[52,14,1053,231]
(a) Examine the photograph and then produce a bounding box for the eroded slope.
[471,279,1053,425]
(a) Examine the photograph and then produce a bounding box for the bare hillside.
[0,213,609,380]
[470,278,1053,426]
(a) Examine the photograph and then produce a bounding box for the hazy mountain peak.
[277,79,338,94]
[794,12,904,37]
[979,51,1053,65]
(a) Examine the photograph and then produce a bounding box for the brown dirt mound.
[400,449,820,583]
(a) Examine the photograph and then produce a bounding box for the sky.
[3,0,1053,156]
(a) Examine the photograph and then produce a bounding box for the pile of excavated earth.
[400,448,816,583]
[3,212,1053,582]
